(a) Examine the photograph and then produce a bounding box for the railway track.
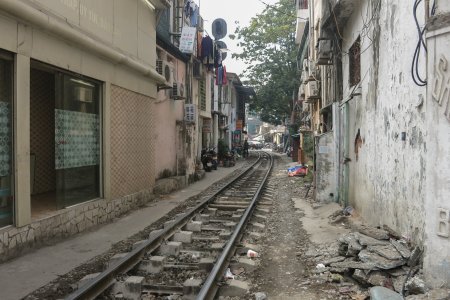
[65,151,274,300]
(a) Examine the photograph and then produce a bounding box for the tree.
[232,0,298,125]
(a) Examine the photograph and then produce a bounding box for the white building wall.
[341,0,426,244]
[423,0,450,287]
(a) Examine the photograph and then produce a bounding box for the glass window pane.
[55,74,101,208]
[0,54,13,227]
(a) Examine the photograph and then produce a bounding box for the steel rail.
[65,154,263,300]
[196,152,273,300]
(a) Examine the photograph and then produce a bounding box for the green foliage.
[232,0,298,125]
[217,139,229,160]
[303,132,314,162]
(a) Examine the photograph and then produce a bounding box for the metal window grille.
[199,80,206,111]
[349,36,361,87]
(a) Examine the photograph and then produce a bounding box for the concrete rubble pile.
[309,223,432,298]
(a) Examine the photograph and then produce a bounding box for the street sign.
[179,26,197,53]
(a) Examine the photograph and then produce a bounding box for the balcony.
[295,4,309,44]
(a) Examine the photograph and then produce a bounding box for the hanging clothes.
[214,46,222,68]
[197,31,203,58]
[215,65,228,86]
[222,65,227,85]
[190,4,199,27]
[201,36,214,67]
[184,0,192,19]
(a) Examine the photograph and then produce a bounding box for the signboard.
[184,104,196,123]
[236,119,243,130]
[202,119,212,133]
[179,27,197,53]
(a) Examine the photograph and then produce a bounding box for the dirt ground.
[243,154,360,300]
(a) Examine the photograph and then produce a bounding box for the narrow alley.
[0,0,448,299]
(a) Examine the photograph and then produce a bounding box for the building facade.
[296,0,450,287]
[0,0,170,261]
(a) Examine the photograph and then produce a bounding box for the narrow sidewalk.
[0,162,244,300]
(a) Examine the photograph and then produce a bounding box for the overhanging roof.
[234,85,256,97]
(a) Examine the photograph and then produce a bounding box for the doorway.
[30,62,101,220]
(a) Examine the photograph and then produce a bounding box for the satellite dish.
[212,18,227,40]
[215,41,228,61]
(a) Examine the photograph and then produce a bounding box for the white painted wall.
[341,0,426,244]
[424,15,450,288]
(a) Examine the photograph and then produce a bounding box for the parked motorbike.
[201,148,218,171]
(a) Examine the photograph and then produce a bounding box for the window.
[0,51,13,227]
[199,80,206,111]
[55,74,101,208]
[349,36,361,87]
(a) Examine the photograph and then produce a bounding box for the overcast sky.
[195,0,278,77]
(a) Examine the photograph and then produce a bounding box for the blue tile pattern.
[0,102,11,177]
[55,109,100,169]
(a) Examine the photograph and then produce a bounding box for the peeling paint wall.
[315,131,336,202]
[154,57,186,179]
[341,0,426,244]
[424,1,450,287]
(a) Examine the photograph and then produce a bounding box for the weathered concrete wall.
[315,131,336,202]
[0,188,154,262]
[424,22,450,288]
[154,57,185,179]
[341,0,426,244]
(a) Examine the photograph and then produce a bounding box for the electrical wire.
[411,0,427,86]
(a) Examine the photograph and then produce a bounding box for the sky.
[195,0,278,77]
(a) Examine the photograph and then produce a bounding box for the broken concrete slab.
[358,250,406,270]
[347,238,363,256]
[390,239,411,259]
[338,232,359,245]
[358,233,390,246]
[368,244,404,261]
[392,275,407,293]
[352,269,369,284]
[405,275,427,295]
[369,286,403,300]
[367,271,390,286]
[408,247,422,267]
[353,224,390,240]
[322,256,346,266]
[330,260,377,270]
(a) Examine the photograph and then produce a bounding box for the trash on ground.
[287,165,308,177]
[247,249,259,258]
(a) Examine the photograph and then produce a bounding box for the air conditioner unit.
[308,60,319,80]
[305,80,320,102]
[301,71,309,84]
[299,83,305,97]
[302,102,310,112]
[156,59,174,87]
[171,82,185,100]
[317,39,333,65]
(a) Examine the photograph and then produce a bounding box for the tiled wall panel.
[110,85,155,198]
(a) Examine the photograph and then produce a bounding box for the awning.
[234,85,256,97]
